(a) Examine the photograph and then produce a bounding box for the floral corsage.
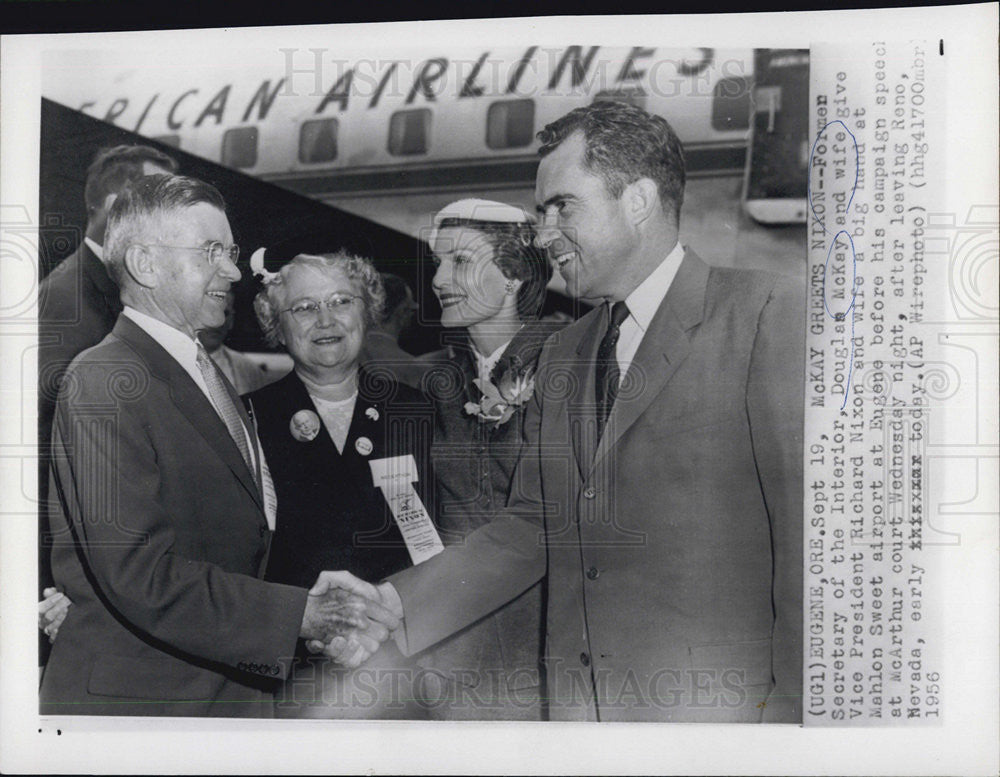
[464,365,536,427]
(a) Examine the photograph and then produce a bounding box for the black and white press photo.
[1,7,996,776]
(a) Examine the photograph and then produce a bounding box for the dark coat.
[38,243,122,599]
[38,242,122,455]
[247,369,434,588]
[40,316,307,717]
[418,323,562,718]
[247,369,435,719]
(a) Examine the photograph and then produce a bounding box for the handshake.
[298,571,404,669]
[40,571,403,672]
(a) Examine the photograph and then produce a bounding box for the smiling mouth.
[206,290,228,301]
[552,251,578,269]
[438,294,466,308]
[313,335,343,344]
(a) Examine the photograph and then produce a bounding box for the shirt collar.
[84,236,104,262]
[619,242,686,333]
[122,306,199,367]
[471,326,523,380]
[473,340,511,380]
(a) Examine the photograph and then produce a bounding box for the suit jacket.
[419,324,561,714]
[247,369,434,589]
[38,242,122,459]
[389,250,805,723]
[38,243,121,600]
[40,316,308,717]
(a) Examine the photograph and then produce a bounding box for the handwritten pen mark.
[808,120,860,236]
[809,120,861,408]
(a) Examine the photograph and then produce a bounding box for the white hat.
[428,198,534,247]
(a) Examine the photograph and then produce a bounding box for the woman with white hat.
[419,198,559,721]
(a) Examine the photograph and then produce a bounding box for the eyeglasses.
[281,294,363,323]
[141,242,240,265]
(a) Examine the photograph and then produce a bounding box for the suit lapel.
[112,316,264,513]
[339,373,398,489]
[80,243,123,317]
[344,381,381,463]
[589,250,710,475]
[286,371,384,471]
[454,342,478,407]
[283,373,345,467]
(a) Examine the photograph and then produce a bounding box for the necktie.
[196,343,256,484]
[595,300,630,438]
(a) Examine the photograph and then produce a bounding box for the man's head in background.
[84,144,177,247]
[376,273,420,340]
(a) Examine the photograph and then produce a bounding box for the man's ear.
[623,177,660,226]
[123,244,158,288]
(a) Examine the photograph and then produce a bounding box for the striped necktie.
[595,300,630,438]
[196,343,255,483]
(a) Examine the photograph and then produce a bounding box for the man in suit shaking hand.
[332,101,805,723]
[38,146,177,659]
[40,174,397,717]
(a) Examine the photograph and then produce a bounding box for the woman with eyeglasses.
[247,249,433,719]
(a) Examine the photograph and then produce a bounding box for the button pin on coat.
[289,409,321,442]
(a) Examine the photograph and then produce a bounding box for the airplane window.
[299,118,339,163]
[711,77,752,131]
[152,134,181,148]
[222,127,259,169]
[486,99,535,149]
[592,90,647,111]
[388,109,431,156]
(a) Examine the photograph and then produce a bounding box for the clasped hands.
[299,571,403,669]
[39,571,399,671]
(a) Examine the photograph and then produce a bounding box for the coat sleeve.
[50,369,308,677]
[388,346,551,656]
[746,275,806,722]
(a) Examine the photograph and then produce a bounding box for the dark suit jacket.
[389,250,805,723]
[420,324,560,713]
[38,242,121,460]
[40,316,308,717]
[38,243,121,601]
[247,369,434,588]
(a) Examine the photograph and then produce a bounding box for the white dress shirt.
[614,242,686,383]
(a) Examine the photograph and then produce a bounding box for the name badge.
[369,455,443,565]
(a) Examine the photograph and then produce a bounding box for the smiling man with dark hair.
[325,101,805,723]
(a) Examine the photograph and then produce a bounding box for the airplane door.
[743,49,810,224]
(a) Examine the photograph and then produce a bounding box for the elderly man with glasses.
[39,174,398,717]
